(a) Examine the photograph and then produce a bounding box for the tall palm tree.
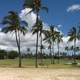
[55,31,63,64]
[32,19,44,65]
[23,0,48,68]
[43,29,52,64]
[68,27,79,63]
[44,25,57,64]
[49,25,57,64]
[2,11,27,67]
[39,21,43,65]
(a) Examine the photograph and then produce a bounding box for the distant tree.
[27,48,30,53]
[65,46,69,57]
[0,50,7,59]
[75,47,80,52]
[8,51,18,59]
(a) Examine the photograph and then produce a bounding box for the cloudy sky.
[0,0,80,53]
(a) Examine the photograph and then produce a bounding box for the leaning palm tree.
[68,27,79,63]
[2,11,27,67]
[23,0,48,68]
[55,31,63,64]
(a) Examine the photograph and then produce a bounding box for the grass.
[0,58,79,68]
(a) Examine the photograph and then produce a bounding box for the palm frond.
[20,26,28,35]
[23,0,33,8]
[2,11,28,35]
[41,6,48,13]
[1,26,14,33]
[20,21,28,27]
[68,27,78,42]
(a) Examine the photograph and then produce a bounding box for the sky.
[0,0,80,35]
[0,0,80,53]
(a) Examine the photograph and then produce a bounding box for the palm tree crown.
[23,0,48,13]
[68,27,78,42]
[2,11,27,34]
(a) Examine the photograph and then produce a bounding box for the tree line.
[0,0,80,68]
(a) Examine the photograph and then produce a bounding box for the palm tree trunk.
[40,33,43,65]
[57,41,60,64]
[73,39,76,63]
[52,42,55,64]
[35,32,38,68]
[35,12,39,68]
[18,31,21,67]
[49,43,52,64]
[15,31,21,68]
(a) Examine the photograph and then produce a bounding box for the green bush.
[0,50,7,59]
[8,51,18,59]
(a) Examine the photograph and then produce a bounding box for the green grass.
[0,58,79,68]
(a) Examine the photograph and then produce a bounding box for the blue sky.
[0,0,80,35]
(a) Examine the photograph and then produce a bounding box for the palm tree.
[49,25,57,64]
[32,19,44,65]
[27,48,31,54]
[39,21,43,65]
[77,25,80,40]
[48,41,53,64]
[23,0,48,68]
[43,29,52,64]
[70,46,74,58]
[65,46,69,57]
[75,47,80,52]
[44,25,57,64]
[68,27,79,63]
[55,31,63,64]
[2,11,27,67]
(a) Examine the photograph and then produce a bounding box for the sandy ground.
[0,68,80,80]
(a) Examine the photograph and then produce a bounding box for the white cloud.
[0,8,80,54]
[0,30,79,54]
[57,24,62,28]
[19,8,36,30]
[0,31,36,53]
[62,36,70,43]
[19,8,49,31]
[67,4,80,12]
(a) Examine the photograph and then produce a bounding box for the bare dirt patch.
[0,68,80,80]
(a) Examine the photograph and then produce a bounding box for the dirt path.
[0,68,80,80]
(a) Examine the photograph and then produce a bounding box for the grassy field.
[0,59,79,80]
[0,58,79,68]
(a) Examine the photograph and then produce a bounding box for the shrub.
[8,51,18,59]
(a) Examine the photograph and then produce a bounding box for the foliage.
[0,50,7,59]
[8,51,18,59]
